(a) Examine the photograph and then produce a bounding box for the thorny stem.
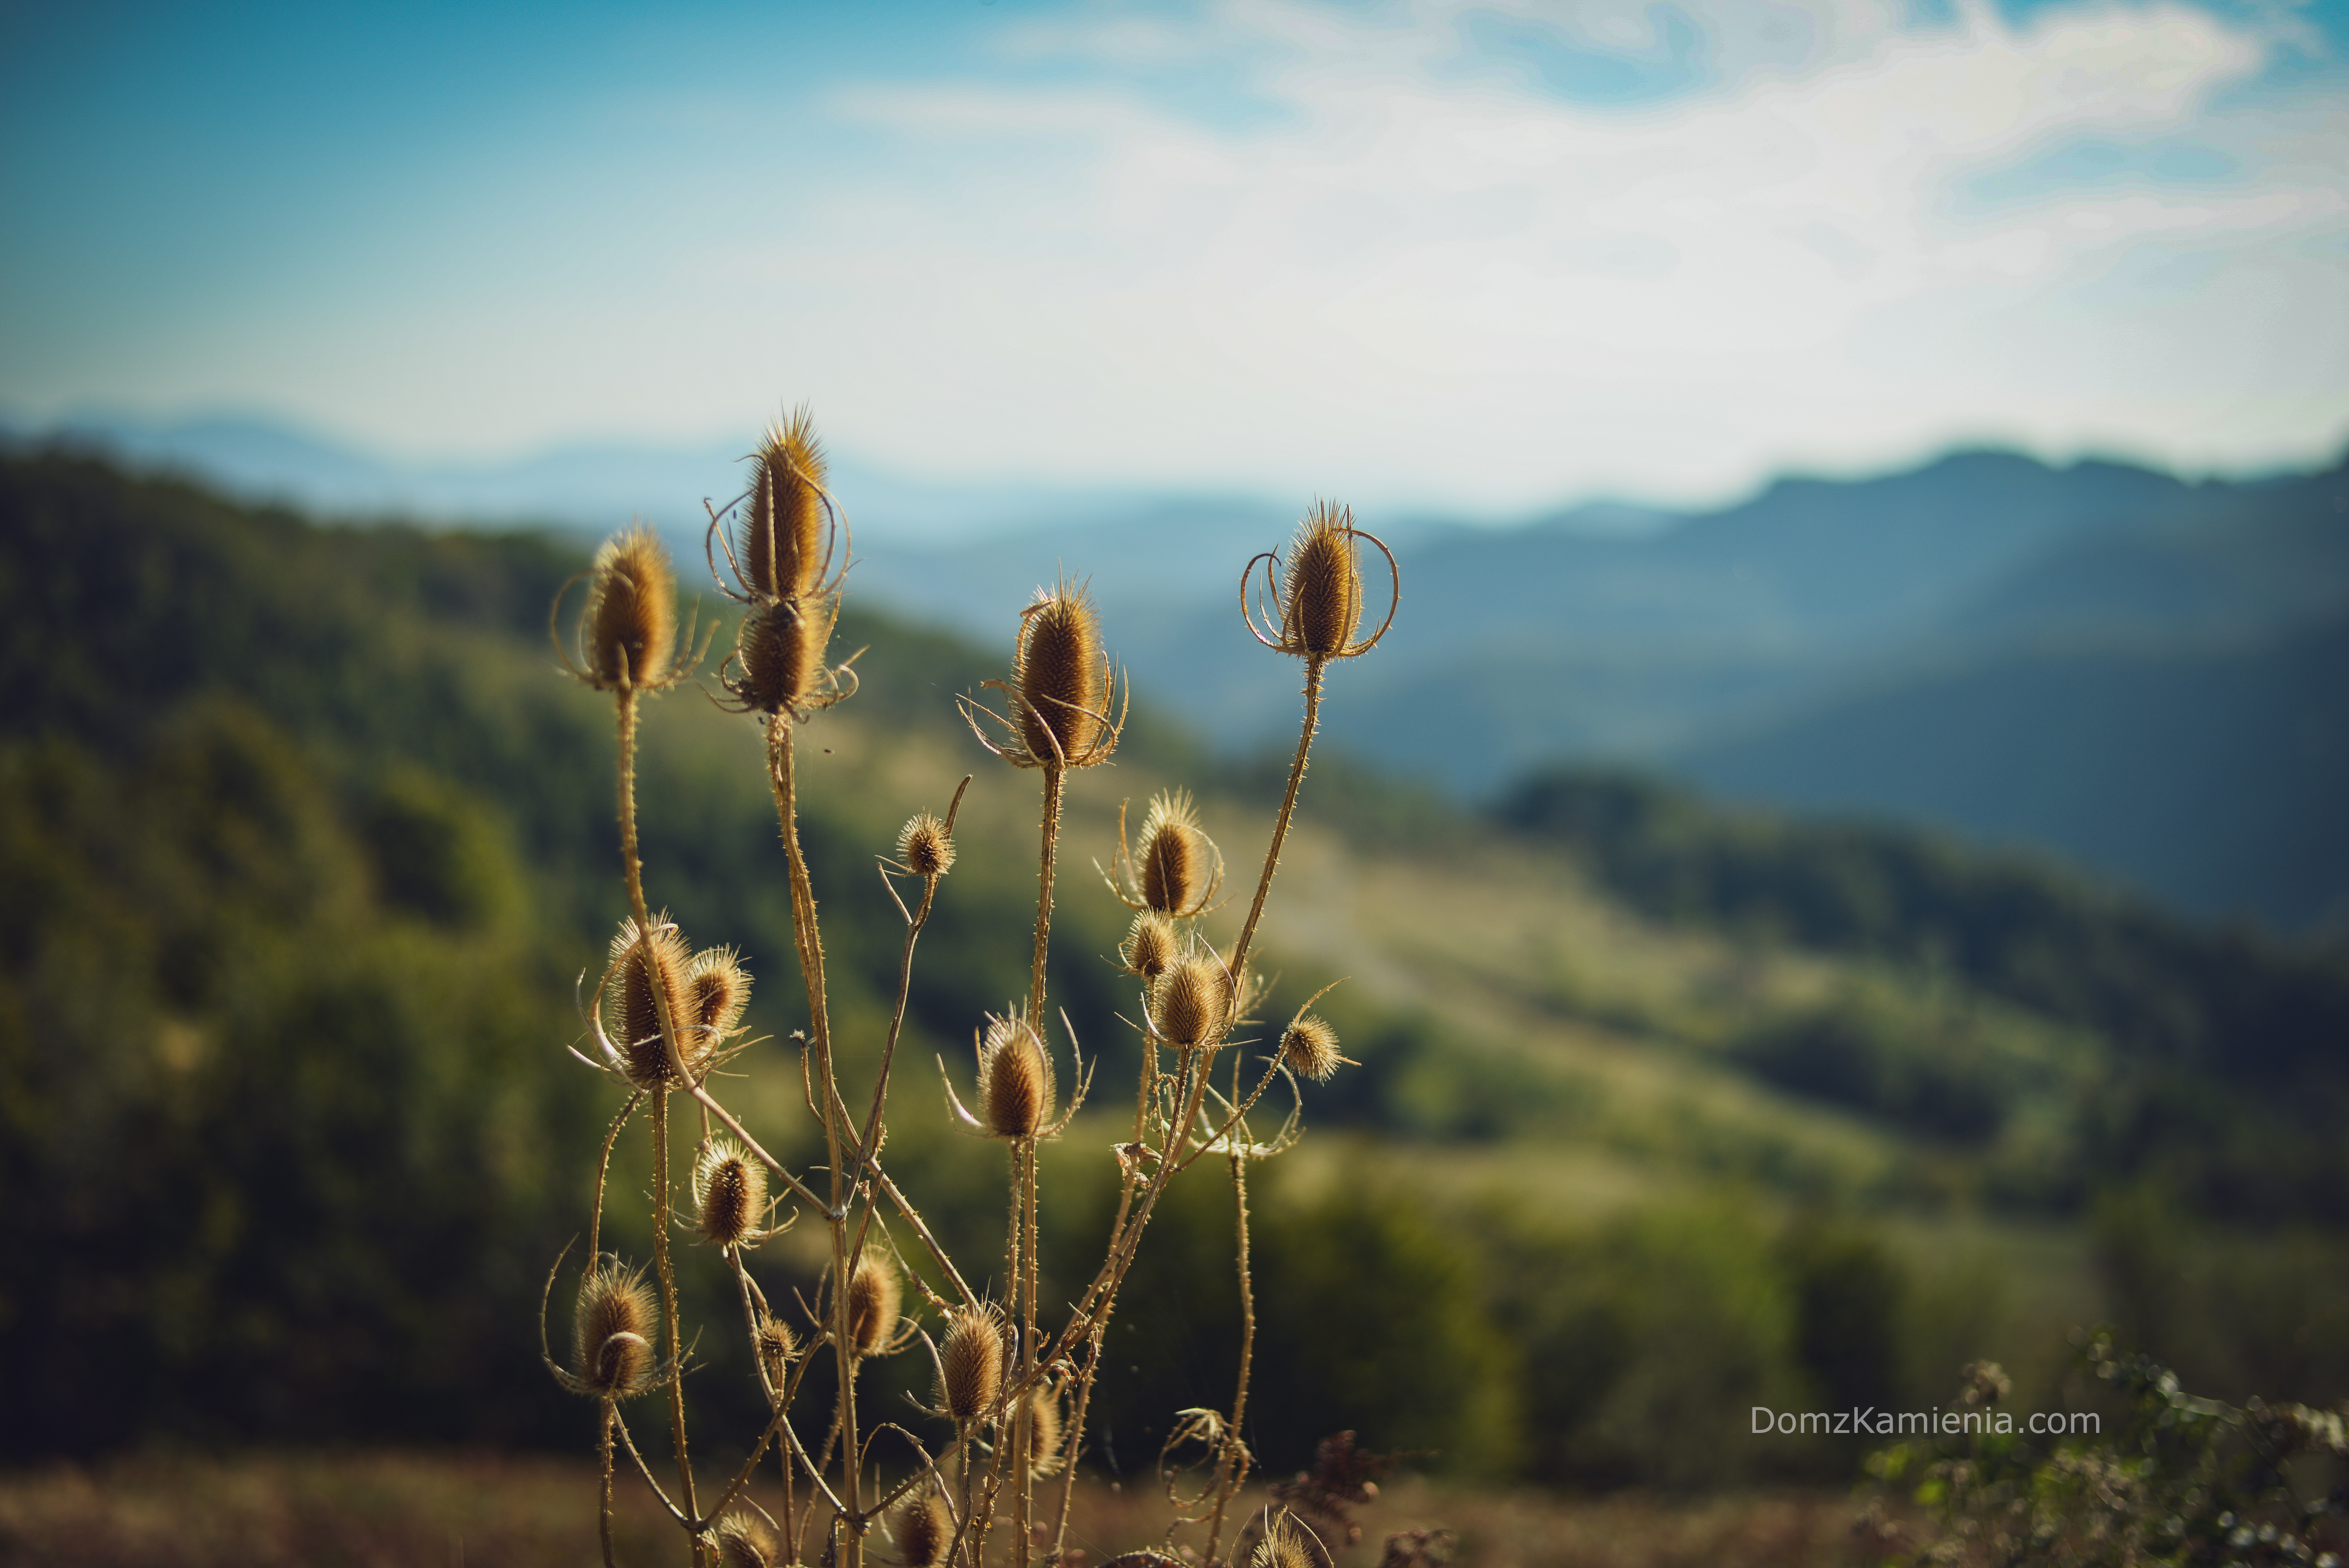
[1230,658,1324,980]
[1029,765,1064,1018]
[599,1401,619,1568]
[856,775,971,1166]
[615,688,701,1554]
[588,1090,643,1266]
[1203,1136,1256,1563]
[1016,1137,1043,1565]
[764,711,864,1568]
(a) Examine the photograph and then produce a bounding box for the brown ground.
[0,1451,1878,1567]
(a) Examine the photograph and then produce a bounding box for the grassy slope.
[4,450,2343,1488]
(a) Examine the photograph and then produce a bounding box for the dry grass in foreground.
[0,1450,1876,1567]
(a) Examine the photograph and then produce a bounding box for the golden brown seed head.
[979,1014,1052,1139]
[733,595,833,715]
[1150,952,1232,1049]
[693,1139,766,1249]
[574,1262,657,1398]
[584,527,677,690]
[898,811,956,878]
[1137,790,1210,914]
[937,1304,1005,1425]
[688,946,750,1047]
[754,1313,797,1379]
[1281,1015,1343,1083]
[1253,1522,1315,1568]
[712,1511,781,1568]
[891,1493,952,1568]
[846,1253,901,1357]
[607,915,698,1087]
[742,406,829,600]
[1026,1386,1066,1477]
[1121,909,1178,979]
[1280,502,1364,659]
[1013,583,1106,765]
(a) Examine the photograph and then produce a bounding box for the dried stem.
[1231,657,1324,978]
[1203,1137,1257,1563]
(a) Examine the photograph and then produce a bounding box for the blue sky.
[4,0,2345,513]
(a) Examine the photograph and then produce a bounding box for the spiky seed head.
[1253,1522,1315,1568]
[688,946,750,1047]
[1150,953,1232,1049]
[607,916,698,1087]
[734,596,833,715]
[754,1313,797,1380]
[1027,1386,1066,1477]
[574,1262,657,1398]
[891,1493,952,1568]
[1138,790,1210,914]
[846,1253,901,1358]
[1013,582,1106,766]
[584,527,677,690]
[899,811,955,877]
[937,1304,1005,1425]
[712,1510,781,1568]
[693,1139,766,1249]
[1281,1015,1343,1083]
[1281,502,1364,659]
[1121,909,1178,979]
[742,406,829,600]
[979,1013,1052,1139]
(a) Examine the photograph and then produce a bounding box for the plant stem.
[1203,1142,1256,1563]
[1230,658,1324,978]
[1029,765,1064,1017]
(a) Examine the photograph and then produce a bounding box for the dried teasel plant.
[541,409,1393,1568]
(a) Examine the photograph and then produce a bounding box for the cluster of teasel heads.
[541,405,1395,1568]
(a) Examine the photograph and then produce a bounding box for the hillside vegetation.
[4,450,2345,1488]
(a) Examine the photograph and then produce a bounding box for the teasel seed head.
[692,1139,766,1250]
[979,1012,1053,1139]
[1150,951,1232,1049]
[1026,1384,1066,1477]
[1137,790,1219,916]
[899,811,956,878]
[741,406,830,601]
[1253,1520,1315,1568]
[712,1510,781,1568]
[937,1304,1006,1425]
[1283,502,1363,659]
[581,527,678,691]
[754,1313,797,1381]
[1013,581,1111,767]
[845,1253,901,1358]
[606,915,699,1087]
[730,594,835,716]
[891,1492,952,1568]
[573,1261,658,1399]
[688,946,750,1049]
[1121,909,1178,979]
[1281,1015,1343,1083]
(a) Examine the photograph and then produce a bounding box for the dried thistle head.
[602,915,701,1088]
[573,1261,658,1399]
[687,946,750,1049]
[575,527,679,691]
[979,1012,1054,1139]
[937,1303,1006,1426]
[891,1491,952,1568]
[845,1253,902,1358]
[1027,1384,1066,1477]
[711,1510,781,1568]
[692,1138,767,1250]
[724,595,850,718]
[1121,909,1178,980]
[898,811,955,878]
[754,1313,797,1381]
[1280,1015,1344,1083]
[1151,950,1233,1050]
[736,406,833,602]
[1243,501,1397,664]
[964,579,1124,770]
